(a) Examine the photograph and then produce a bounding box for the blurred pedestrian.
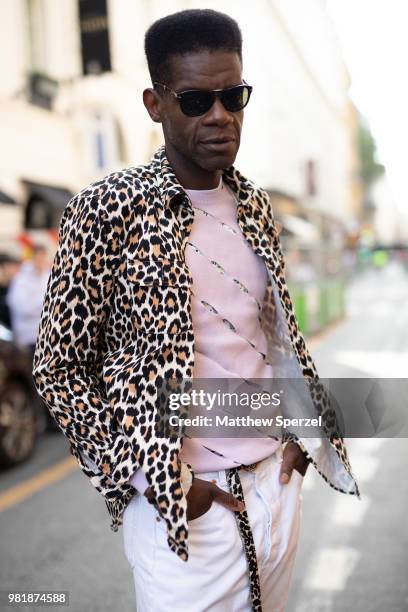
[6,244,50,356]
[0,253,20,328]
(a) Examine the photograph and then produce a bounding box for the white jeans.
[122,446,303,612]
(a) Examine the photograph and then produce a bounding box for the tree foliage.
[358,122,385,187]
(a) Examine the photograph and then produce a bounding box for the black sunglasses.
[153,81,253,117]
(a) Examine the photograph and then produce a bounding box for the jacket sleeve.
[33,192,135,487]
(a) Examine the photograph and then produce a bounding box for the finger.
[279,461,293,484]
[212,487,245,513]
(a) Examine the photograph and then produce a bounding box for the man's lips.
[199,137,236,151]
[200,137,235,144]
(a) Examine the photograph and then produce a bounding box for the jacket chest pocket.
[126,257,192,336]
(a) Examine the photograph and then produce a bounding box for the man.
[33,9,359,612]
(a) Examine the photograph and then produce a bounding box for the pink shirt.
[129,178,280,493]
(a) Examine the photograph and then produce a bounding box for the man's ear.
[143,88,162,123]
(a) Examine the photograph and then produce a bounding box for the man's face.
[149,50,245,172]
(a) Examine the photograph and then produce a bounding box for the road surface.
[1,264,407,612]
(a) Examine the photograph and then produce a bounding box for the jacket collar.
[151,145,256,210]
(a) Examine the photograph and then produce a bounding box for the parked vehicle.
[0,323,43,466]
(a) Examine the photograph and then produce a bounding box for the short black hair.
[144,9,242,85]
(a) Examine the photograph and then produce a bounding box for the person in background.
[0,253,21,328]
[7,244,50,356]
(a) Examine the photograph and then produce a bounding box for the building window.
[25,0,58,109]
[86,111,126,173]
[79,0,111,75]
[26,197,52,229]
[26,0,47,74]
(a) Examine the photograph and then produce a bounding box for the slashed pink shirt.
[129,178,281,493]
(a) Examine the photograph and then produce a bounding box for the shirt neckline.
[184,176,223,195]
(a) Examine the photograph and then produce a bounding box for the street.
[1,263,407,612]
[288,262,408,612]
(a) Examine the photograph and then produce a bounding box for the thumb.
[279,460,293,484]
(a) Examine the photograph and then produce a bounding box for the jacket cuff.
[181,461,194,496]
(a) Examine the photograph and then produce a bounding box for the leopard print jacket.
[33,145,359,608]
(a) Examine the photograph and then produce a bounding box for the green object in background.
[372,249,388,268]
[327,279,345,320]
[319,279,345,327]
[318,282,329,329]
[289,277,346,337]
[288,285,308,336]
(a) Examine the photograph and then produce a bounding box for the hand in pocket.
[186,477,245,521]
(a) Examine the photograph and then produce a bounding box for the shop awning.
[0,189,16,205]
[281,214,320,243]
[24,180,74,229]
[25,181,73,210]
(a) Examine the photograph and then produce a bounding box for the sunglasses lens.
[222,85,251,112]
[177,85,252,116]
[179,91,214,117]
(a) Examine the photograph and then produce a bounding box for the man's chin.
[198,152,238,171]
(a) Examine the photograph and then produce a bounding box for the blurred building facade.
[0,0,153,250]
[0,0,362,256]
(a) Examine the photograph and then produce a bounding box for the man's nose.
[203,96,233,124]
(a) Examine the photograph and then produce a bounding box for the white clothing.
[122,445,303,611]
[6,262,49,345]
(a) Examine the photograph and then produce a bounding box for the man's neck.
[164,143,222,190]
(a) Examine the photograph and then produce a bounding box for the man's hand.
[144,486,155,502]
[279,441,310,484]
[186,477,245,521]
[143,477,245,521]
